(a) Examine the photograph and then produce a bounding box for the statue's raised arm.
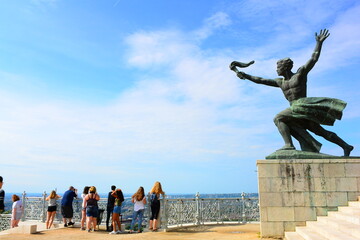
[300,29,330,74]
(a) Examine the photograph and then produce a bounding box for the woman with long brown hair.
[130,186,146,233]
[149,181,164,231]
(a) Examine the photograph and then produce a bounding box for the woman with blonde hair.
[130,186,146,233]
[149,181,164,231]
[45,190,61,229]
[83,186,100,232]
[11,194,23,228]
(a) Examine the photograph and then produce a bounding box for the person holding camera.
[61,186,78,227]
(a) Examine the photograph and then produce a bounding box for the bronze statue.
[230,29,354,156]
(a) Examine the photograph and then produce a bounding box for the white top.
[12,200,23,214]
[48,198,57,207]
[81,193,86,208]
[134,197,145,211]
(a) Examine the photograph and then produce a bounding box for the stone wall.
[257,158,360,238]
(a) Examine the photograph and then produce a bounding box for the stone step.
[348,201,360,208]
[338,206,360,214]
[317,216,360,239]
[306,221,359,240]
[284,197,360,240]
[2,224,37,234]
[284,231,305,240]
[328,211,360,225]
[296,226,327,240]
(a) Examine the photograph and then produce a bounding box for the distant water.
[4,192,258,201]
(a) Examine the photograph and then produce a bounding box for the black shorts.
[48,205,57,212]
[150,201,160,220]
[61,205,73,218]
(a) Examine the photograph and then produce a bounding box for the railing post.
[178,199,182,227]
[195,192,201,225]
[218,200,221,223]
[42,191,47,222]
[241,192,246,224]
[21,191,26,221]
[162,194,168,231]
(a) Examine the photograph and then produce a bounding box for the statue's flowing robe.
[290,97,347,126]
[284,97,347,153]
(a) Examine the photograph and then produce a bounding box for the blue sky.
[0,0,359,195]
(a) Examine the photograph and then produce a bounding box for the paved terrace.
[0,222,276,240]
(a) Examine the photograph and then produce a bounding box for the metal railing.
[0,192,259,232]
[0,214,11,231]
[161,192,259,230]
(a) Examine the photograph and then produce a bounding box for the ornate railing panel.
[165,199,197,226]
[0,214,11,231]
[163,193,259,229]
[243,197,260,222]
[21,194,46,222]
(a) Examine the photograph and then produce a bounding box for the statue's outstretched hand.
[315,29,330,43]
[237,71,245,79]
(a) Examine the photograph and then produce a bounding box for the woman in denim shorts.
[109,189,124,234]
[83,186,100,232]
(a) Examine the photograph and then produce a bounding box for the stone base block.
[257,158,360,238]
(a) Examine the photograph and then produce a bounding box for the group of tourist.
[44,181,164,234]
[0,177,165,233]
[45,181,164,233]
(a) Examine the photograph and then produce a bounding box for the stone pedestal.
[257,158,360,238]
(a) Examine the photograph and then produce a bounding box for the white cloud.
[124,30,198,67]
[193,12,232,40]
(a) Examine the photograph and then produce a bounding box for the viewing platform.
[0,222,270,240]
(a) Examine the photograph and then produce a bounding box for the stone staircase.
[285,196,360,240]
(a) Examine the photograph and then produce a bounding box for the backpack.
[150,193,158,202]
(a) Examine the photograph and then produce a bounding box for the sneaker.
[116,230,122,234]
[109,231,117,234]
[80,227,86,231]
[64,223,68,227]
[87,229,91,233]
[68,222,75,226]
